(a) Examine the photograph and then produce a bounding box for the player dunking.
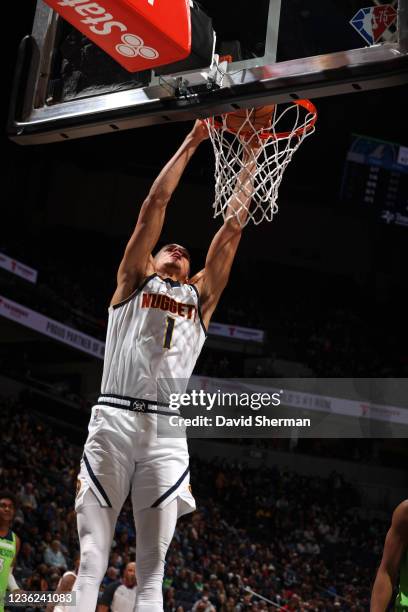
[73,120,257,611]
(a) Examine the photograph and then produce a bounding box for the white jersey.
[101,274,206,401]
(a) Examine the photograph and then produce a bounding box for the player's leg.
[72,407,135,610]
[73,489,120,611]
[132,498,178,612]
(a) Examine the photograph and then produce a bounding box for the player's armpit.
[96,605,109,612]
[112,253,156,306]
[189,268,205,286]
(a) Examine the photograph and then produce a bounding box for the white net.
[204,100,317,227]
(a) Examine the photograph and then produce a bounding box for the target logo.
[116,34,159,59]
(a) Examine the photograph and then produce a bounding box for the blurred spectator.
[19,483,38,510]
[102,566,120,588]
[19,542,36,576]
[97,562,137,612]
[43,540,68,571]
[192,595,216,612]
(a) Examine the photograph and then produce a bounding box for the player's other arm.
[13,535,21,568]
[111,121,208,306]
[371,500,408,611]
[196,147,257,329]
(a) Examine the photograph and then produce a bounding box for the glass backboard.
[8,0,408,144]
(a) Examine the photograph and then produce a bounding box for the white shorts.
[75,405,195,518]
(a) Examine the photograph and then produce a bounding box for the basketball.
[225,105,276,134]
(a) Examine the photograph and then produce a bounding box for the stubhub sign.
[43,0,192,72]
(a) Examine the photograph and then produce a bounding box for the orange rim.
[210,99,318,141]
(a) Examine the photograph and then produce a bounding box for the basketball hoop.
[204,99,318,227]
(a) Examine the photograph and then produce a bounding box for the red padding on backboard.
[43,0,192,72]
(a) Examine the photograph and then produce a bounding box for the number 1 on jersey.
[163,316,175,349]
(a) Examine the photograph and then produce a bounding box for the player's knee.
[137,542,168,575]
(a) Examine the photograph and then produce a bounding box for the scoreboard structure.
[341,134,408,227]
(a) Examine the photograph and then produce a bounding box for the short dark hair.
[0,491,17,509]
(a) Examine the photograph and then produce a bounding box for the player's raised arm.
[196,146,258,329]
[371,500,408,611]
[111,121,208,306]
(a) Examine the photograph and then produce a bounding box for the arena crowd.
[0,395,387,611]
[2,228,407,380]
